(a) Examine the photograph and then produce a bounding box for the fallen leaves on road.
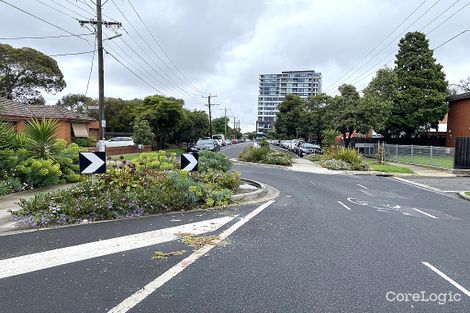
[152,250,187,261]
[177,233,225,249]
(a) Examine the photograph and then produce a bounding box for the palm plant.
[24,118,59,158]
[0,122,17,149]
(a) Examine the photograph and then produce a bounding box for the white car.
[105,137,135,147]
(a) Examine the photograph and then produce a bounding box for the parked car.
[188,138,220,152]
[280,140,290,149]
[212,134,226,146]
[104,137,135,147]
[186,139,197,152]
[295,142,323,157]
[288,139,300,151]
[225,139,232,145]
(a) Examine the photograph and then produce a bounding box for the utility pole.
[233,117,237,138]
[222,106,230,138]
[79,1,121,152]
[203,94,218,138]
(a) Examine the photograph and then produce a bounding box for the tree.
[387,32,448,137]
[363,67,398,135]
[24,118,59,158]
[450,76,470,93]
[0,44,66,104]
[330,84,364,147]
[212,117,232,136]
[304,93,335,144]
[275,94,305,138]
[134,95,185,149]
[56,94,95,114]
[133,118,154,145]
[104,97,139,133]
[173,109,209,144]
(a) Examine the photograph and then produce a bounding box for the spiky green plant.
[0,122,17,149]
[24,118,59,158]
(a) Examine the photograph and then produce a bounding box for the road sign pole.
[92,174,97,186]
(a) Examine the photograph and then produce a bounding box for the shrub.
[72,137,96,147]
[133,118,155,145]
[51,140,84,182]
[194,171,241,191]
[259,138,270,148]
[15,158,62,187]
[0,149,18,178]
[238,147,270,163]
[325,147,363,164]
[323,129,340,148]
[0,176,25,196]
[305,154,322,162]
[319,159,351,170]
[198,150,232,172]
[132,151,177,171]
[263,151,292,166]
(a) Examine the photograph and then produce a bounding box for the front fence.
[358,143,454,169]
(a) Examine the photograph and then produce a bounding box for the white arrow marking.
[0,216,234,280]
[182,154,197,171]
[81,153,105,174]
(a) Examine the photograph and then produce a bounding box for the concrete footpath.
[0,183,76,234]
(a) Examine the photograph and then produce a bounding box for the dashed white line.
[108,200,276,313]
[413,208,438,219]
[337,201,352,211]
[0,216,234,280]
[422,262,470,297]
[357,184,369,190]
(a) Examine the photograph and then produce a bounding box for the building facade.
[256,70,322,136]
[446,92,470,147]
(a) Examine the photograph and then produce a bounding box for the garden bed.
[11,151,241,229]
[238,144,292,166]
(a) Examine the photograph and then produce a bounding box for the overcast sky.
[1,0,469,132]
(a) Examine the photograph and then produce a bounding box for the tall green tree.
[56,94,95,114]
[133,118,155,145]
[212,117,232,136]
[331,84,363,147]
[0,44,66,104]
[275,94,305,138]
[104,97,139,133]
[388,32,448,136]
[304,93,335,143]
[362,67,398,134]
[134,95,185,149]
[173,109,209,144]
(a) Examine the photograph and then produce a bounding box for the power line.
[322,0,428,93]
[0,0,92,44]
[48,50,96,57]
[420,0,461,32]
[109,0,205,105]
[427,0,470,34]
[125,0,207,95]
[349,2,470,87]
[0,33,94,40]
[34,0,81,21]
[325,0,443,93]
[104,48,165,95]
[85,34,97,96]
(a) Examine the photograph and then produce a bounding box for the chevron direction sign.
[181,153,198,172]
[79,152,106,174]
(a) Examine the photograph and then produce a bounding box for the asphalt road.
[0,142,469,312]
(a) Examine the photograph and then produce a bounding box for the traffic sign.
[181,153,198,172]
[79,152,106,174]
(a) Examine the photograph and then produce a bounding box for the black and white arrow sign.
[181,153,198,172]
[79,152,106,174]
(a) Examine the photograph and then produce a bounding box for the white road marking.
[413,208,438,219]
[337,201,352,211]
[422,262,470,297]
[357,184,369,190]
[357,189,375,197]
[108,200,276,313]
[0,216,234,280]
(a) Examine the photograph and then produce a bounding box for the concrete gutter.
[232,179,268,202]
[458,192,470,201]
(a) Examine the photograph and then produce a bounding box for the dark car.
[186,139,197,152]
[188,138,220,152]
[295,142,323,157]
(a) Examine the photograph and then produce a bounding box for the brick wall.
[55,121,72,143]
[446,98,470,147]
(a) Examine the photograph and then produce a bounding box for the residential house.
[0,97,99,143]
[446,92,470,147]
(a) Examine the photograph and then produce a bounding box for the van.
[212,134,226,146]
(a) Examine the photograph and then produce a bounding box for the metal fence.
[358,143,454,169]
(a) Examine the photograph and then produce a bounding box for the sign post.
[181,153,199,172]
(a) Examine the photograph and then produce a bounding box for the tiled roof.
[0,97,32,117]
[447,92,470,102]
[0,97,95,121]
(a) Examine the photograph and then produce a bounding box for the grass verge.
[367,161,414,174]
